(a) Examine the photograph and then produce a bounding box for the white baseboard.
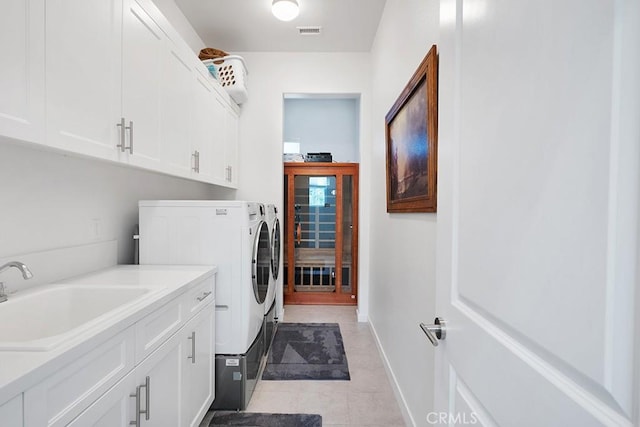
[368,318,416,427]
[356,308,368,322]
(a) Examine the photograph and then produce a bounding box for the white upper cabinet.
[45,0,122,160]
[159,42,195,177]
[4,0,240,187]
[121,0,164,171]
[224,107,239,187]
[0,0,45,144]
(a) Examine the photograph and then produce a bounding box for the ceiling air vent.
[297,26,322,36]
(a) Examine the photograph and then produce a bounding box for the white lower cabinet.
[65,326,185,427]
[0,394,23,427]
[66,372,137,427]
[15,276,216,427]
[132,324,185,427]
[70,305,215,427]
[182,305,215,427]
[24,328,136,427]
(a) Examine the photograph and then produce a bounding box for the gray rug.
[209,411,322,427]
[262,323,350,380]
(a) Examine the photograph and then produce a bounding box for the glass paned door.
[284,163,359,305]
[293,175,337,292]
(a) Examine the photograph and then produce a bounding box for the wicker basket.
[198,47,228,64]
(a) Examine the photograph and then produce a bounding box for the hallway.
[247,305,407,426]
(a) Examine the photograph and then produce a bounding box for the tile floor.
[246,305,407,426]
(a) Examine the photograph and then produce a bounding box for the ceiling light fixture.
[272,0,299,21]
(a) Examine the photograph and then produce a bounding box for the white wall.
[234,52,372,320]
[368,0,440,425]
[284,98,360,162]
[151,0,205,53]
[0,139,232,264]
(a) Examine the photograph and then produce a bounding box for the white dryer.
[138,200,270,410]
[263,204,281,354]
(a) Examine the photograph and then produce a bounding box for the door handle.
[420,317,446,347]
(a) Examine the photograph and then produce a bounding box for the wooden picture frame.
[385,45,438,213]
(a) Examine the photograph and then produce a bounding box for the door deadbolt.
[420,317,446,347]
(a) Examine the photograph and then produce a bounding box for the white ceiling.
[174,0,388,52]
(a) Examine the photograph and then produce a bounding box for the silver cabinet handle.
[117,118,126,152]
[228,165,232,182]
[129,385,141,426]
[129,376,151,424]
[143,376,150,420]
[116,118,133,154]
[188,331,196,364]
[127,121,134,154]
[196,151,200,172]
[192,151,198,172]
[420,317,446,347]
[196,291,212,302]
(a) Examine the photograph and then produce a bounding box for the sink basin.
[0,285,154,351]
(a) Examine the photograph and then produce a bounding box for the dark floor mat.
[261,322,350,381]
[209,411,322,427]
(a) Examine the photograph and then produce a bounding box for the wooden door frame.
[284,162,359,305]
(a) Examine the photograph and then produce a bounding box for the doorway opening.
[282,94,360,305]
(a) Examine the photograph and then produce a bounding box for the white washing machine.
[264,204,280,315]
[138,200,270,410]
[263,204,281,354]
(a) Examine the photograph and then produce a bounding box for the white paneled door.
[433,0,640,426]
[0,0,44,144]
[121,0,164,171]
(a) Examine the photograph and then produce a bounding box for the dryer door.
[252,220,270,304]
[270,218,281,281]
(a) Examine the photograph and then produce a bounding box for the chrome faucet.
[0,261,34,303]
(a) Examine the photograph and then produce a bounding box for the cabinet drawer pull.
[196,291,212,302]
[188,331,196,364]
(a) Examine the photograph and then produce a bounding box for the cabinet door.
[121,0,164,170]
[159,41,194,178]
[45,0,122,160]
[0,394,23,427]
[224,107,239,187]
[183,304,215,427]
[193,72,226,184]
[67,372,137,427]
[135,327,184,427]
[0,0,45,144]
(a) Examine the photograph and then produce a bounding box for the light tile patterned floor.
[247,305,408,426]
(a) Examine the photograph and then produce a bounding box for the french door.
[283,162,358,305]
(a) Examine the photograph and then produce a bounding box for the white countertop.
[0,264,216,405]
